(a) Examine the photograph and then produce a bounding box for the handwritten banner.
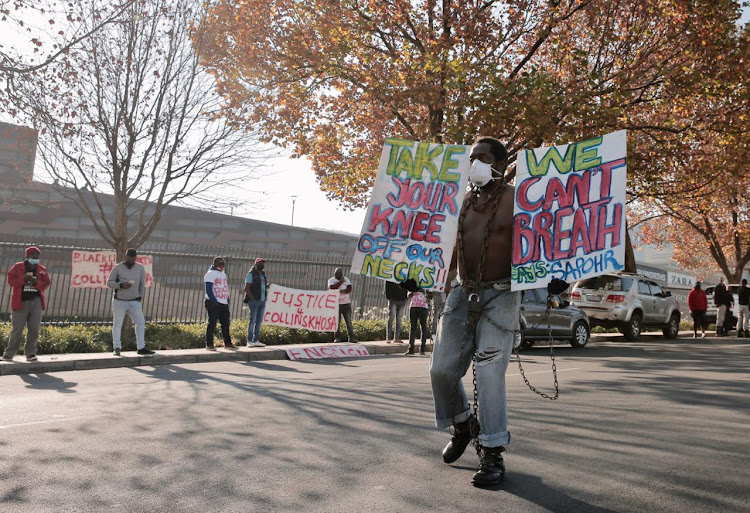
[511,130,627,291]
[71,251,154,288]
[285,344,370,360]
[351,138,471,291]
[263,284,340,332]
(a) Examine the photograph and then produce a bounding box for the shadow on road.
[19,373,77,393]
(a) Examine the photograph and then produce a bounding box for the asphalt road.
[1,338,748,513]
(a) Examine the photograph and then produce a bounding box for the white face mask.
[469,160,497,188]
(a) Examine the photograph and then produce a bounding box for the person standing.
[687,281,708,339]
[737,279,749,338]
[384,280,407,343]
[429,290,446,340]
[328,267,357,343]
[106,248,154,356]
[406,284,430,356]
[714,277,732,336]
[3,246,51,362]
[245,257,268,348]
[429,137,520,487]
[204,256,234,350]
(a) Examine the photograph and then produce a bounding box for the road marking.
[0,415,101,430]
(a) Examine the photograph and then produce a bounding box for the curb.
[2,332,745,377]
[0,341,433,376]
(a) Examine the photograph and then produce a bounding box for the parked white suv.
[570,273,681,341]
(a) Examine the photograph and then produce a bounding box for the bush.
[0,318,390,355]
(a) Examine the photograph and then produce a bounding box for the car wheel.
[624,312,642,341]
[515,327,533,350]
[662,313,680,339]
[570,321,589,348]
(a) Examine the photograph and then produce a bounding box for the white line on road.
[0,414,104,430]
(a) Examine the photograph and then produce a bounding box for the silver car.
[571,273,681,341]
[518,287,590,349]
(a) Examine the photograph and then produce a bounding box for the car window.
[650,282,665,297]
[523,289,539,303]
[536,288,549,303]
[638,281,651,295]
[577,276,627,291]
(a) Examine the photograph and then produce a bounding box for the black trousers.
[691,310,707,332]
[409,307,429,348]
[335,303,355,341]
[205,300,231,346]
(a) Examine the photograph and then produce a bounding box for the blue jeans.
[247,299,266,342]
[387,300,406,340]
[429,283,520,448]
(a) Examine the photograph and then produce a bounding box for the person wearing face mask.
[244,257,268,348]
[107,248,154,356]
[3,246,51,362]
[204,256,234,350]
[429,136,519,487]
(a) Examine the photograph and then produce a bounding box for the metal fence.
[0,235,389,324]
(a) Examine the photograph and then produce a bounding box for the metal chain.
[513,303,559,400]
[483,302,559,400]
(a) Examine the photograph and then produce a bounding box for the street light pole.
[291,195,297,226]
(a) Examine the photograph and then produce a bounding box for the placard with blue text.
[351,138,471,291]
[511,131,627,291]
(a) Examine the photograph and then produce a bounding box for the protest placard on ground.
[71,251,154,288]
[511,130,627,291]
[351,138,471,291]
[263,284,340,332]
[285,344,370,360]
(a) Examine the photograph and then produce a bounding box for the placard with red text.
[511,131,627,291]
[71,251,154,288]
[263,284,340,332]
[351,138,471,291]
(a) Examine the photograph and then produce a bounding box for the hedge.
[0,318,411,355]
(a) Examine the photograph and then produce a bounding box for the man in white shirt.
[204,256,234,350]
[328,267,357,343]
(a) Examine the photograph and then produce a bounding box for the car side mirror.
[664,291,672,297]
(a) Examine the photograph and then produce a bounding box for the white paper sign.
[285,344,370,360]
[263,284,340,332]
[512,131,627,291]
[71,251,154,288]
[351,138,471,291]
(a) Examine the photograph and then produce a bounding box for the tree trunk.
[624,223,636,273]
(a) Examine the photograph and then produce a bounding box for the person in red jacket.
[2,246,51,361]
[687,281,708,339]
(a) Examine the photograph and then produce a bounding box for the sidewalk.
[1,331,746,376]
[0,340,432,376]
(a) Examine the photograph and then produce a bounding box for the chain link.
[513,303,559,400]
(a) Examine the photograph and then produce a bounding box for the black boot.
[404,345,415,355]
[472,446,505,487]
[419,341,426,355]
[442,415,478,463]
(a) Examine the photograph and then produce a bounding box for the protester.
[3,246,51,362]
[687,281,708,339]
[429,136,519,487]
[429,290,446,339]
[714,277,733,336]
[106,249,154,356]
[328,267,357,343]
[204,256,234,350]
[384,280,407,343]
[245,257,268,348]
[738,279,749,338]
[405,282,430,356]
